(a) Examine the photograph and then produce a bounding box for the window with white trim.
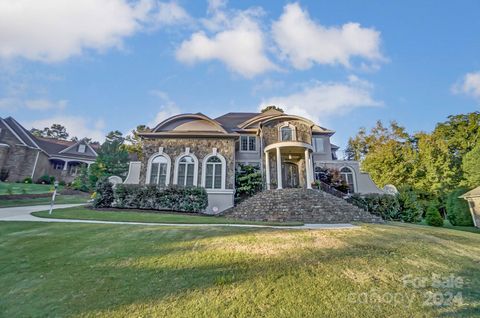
[240,135,256,152]
[312,137,324,153]
[281,126,293,141]
[205,156,222,189]
[149,155,168,186]
[177,156,195,186]
[340,167,355,193]
[78,144,86,153]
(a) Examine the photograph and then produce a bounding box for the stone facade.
[140,136,236,189]
[225,188,383,223]
[262,119,312,147]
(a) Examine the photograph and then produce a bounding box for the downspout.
[31,150,40,179]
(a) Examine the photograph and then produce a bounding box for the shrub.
[93,178,114,208]
[446,188,474,226]
[36,175,55,185]
[22,177,33,184]
[59,180,66,186]
[113,184,208,213]
[397,186,423,223]
[0,168,9,182]
[425,201,444,227]
[235,164,262,202]
[348,193,401,220]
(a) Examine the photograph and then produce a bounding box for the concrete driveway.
[0,204,358,230]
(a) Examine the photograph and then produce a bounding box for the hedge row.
[93,179,208,213]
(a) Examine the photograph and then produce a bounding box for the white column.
[63,160,69,171]
[309,153,315,185]
[265,151,271,190]
[276,147,282,189]
[305,149,312,189]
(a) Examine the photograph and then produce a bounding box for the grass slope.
[0,182,64,195]
[0,222,478,317]
[32,206,303,226]
[0,195,89,208]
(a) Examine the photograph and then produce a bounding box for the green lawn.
[0,182,65,195]
[0,195,90,208]
[0,222,478,317]
[32,206,303,226]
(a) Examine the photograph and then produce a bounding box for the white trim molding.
[201,148,227,190]
[145,147,172,185]
[339,165,357,193]
[278,121,297,142]
[173,147,199,186]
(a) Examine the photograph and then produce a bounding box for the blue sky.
[1,0,479,152]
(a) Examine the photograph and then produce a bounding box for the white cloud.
[152,1,193,27]
[452,71,480,100]
[272,3,385,70]
[148,90,181,127]
[0,97,67,111]
[176,3,276,78]
[24,116,106,142]
[0,0,190,62]
[25,99,67,111]
[259,76,382,123]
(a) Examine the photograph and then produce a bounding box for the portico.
[264,141,315,190]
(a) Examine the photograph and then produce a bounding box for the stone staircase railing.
[314,180,370,213]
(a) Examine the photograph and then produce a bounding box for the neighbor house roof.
[460,186,480,199]
[1,116,97,161]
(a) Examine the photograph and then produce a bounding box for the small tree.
[397,186,423,223]
[425,201,444,227]
[446,188,474,226]
[235,164,262,202]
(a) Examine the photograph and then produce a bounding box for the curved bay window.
[340,167,355,193]
[205,156,223,189]
[149,155,168,186]
[177,156,195,186]
[280,126,293,141]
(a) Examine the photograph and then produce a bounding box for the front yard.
[32,206,303,226]
[0,182,64,195]
[0,221,478,317]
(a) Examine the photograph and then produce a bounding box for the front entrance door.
[282,162,299,188]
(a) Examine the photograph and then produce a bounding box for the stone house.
[123,108,382,213]
[0,116,98,183]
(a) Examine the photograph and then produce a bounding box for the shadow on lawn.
[1,222,479,317]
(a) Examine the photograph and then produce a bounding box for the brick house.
[0,117,98,183]
[122,108,382,213]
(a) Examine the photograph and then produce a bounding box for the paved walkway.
[0,204,358,230]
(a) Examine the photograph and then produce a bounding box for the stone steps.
[224,188,383,224]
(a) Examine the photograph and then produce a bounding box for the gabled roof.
[460,187,480,199]
[2,117,41,149]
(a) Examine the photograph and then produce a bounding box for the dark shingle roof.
[214,112,260,132]
[3,117,41,148]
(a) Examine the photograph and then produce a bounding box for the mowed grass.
[0,195,89,208]
[0,182,64,195]
[32,206,303,226]
[0,222,479,317]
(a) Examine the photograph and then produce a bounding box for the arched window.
[205,156,222,189]
[177,155,196,186]
[279,122,296,141]
[149,155,168,186]
[281,126,293,141]
[340,167,355,193]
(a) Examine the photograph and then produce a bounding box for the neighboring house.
[460,186,480,228]
[0,116,98,183]
[125,108,382,213]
